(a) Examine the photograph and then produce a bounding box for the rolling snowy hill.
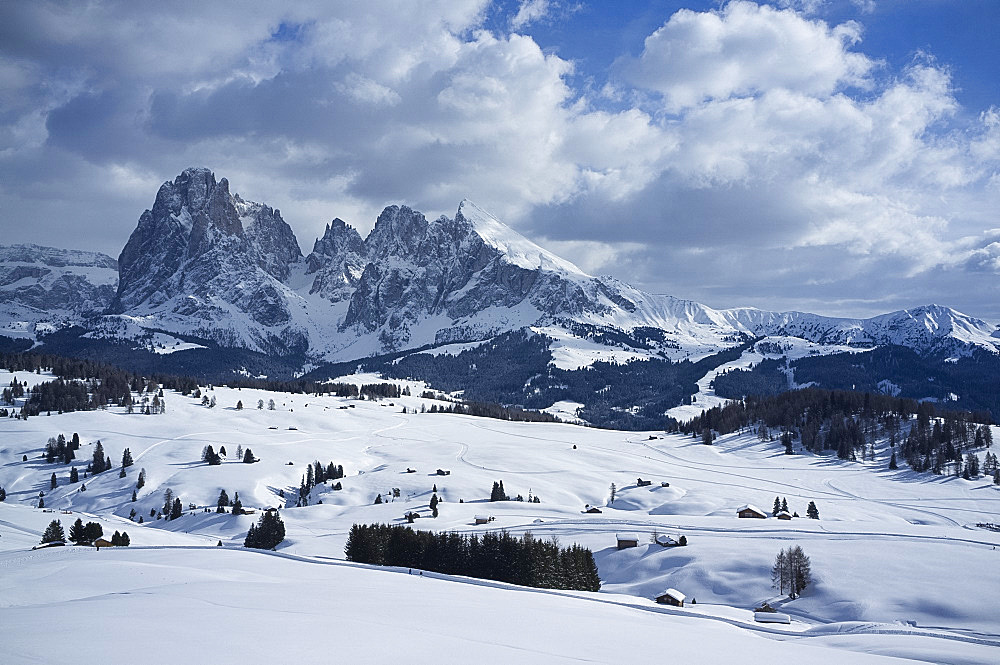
[2,370,999,664]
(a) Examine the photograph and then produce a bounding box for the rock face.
[111,168,306,354]
[0,244,118,325]
[6,167,998,363]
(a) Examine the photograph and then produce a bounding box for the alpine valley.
[2,167,999,426]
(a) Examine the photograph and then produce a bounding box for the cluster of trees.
[161,488,183,520]
[489,480,541,503]
[900,413,993,477]
[712,345,1000,421]
[679,387,992,472]
[216,489,244,514]
[68,518,104,544]
[44,432,80,464]
[244,510,285,549]
[421,400,560,423]
[298,460,345,505]
[40,519,65,544]
[772,546,812,599]
[345,524,601,591]
[201,444,225,465]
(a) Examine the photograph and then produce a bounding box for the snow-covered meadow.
[1,369,999,664]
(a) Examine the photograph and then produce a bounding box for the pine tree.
[170,497,182,520]
[806,501,819,519]
[782,430,793,454]
[780,498,788,513]
[70,466,79,483]
[236,400,243,410]
[69,518,86,544]
[217,489,230,512]
[609,482,616,504]
[50,472,57,490]
[374,493,382,504]
[430,493,439,518]
[119,466,126,478]
[242,448,255,463]
[244,510,286,549]
[83,521,103,543]
[257,399,264,410]
[0,486,5,502]
[889,451,898,470]
[40,520,65,544]
[121,448,133,468]
[231,492,242,515]
[136,468,145,490]
[131,490,137,502]
[773,496,781,515]
[91,440,106,474]
[162,488,174,516]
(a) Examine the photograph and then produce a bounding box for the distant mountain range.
[3,167,998,423]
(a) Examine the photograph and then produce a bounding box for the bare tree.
[772,545,812,599]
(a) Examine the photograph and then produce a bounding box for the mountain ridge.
[2,167,998,369]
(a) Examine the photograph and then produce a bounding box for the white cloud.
[1,0,998,319]
[511,0,552,29]
[620,1,873,112]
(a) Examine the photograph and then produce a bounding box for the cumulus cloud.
[0,0,998,319]
[620,2,873,112]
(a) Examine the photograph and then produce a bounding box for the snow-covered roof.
[474,515,490,520]
[659,588,686,601]
[737,504,765,514]
[656,534,678,544]
[775,510,792,518]
[754,612,791,624]
[616,533,639,542]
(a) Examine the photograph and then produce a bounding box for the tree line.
[344,523,601,591]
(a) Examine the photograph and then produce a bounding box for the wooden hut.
[655,588,686,607]
[775,510,793,520]
[616,534,639,549]
[737,504,767,519]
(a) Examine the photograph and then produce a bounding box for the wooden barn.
[655,588,686,607]
[737,504,767,519]
[616,534,639,549]
[775,510,793,520]
[655,534,680,547]
[93,538,113,549]
[585,506,602,514]
[474,515,491,525]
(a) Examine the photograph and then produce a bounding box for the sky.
[1,0,998,322]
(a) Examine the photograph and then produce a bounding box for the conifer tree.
[374,493,382,504]
[0,486,5,502]
[40,520,65,544]
[121,448,133,468]
[136,468,145,490]
[91,441,106,474]
[242,448,255,463]
[50,472,57,489]
[170,497,182,520]
[70,466,79,483]
[780,498,788,513]
[773,496,781,515]
[231,492,242,515]
[806,501,819,519]
[889,451,898,470]
[217,489,230,512]
[69,518,86,544]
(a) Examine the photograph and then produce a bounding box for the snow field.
[2,370,1000,663]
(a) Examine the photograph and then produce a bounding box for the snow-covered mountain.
[0,244,118,341]
[3,167,998,366]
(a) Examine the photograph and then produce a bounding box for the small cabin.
[435,469,451,476]
[474,515,491,525]
[754,612,791,624]
[737,504,767,519]
[616,534,639,550]
[660,481,670,487]
[775,510,793,520]
[636,478,652,487]
[655,534,680,547]
[655,588,686,607]
[585,506,602,514]
[94,538,113,549]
